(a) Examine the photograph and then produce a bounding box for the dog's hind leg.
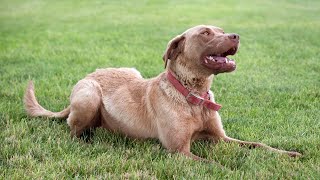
[67,79,102,138]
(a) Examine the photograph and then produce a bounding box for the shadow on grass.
[191,140,251,170]
[25,116,307,172]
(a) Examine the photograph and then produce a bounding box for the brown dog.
[24,25,301,162]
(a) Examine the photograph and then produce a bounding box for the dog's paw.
[287,151,302,157]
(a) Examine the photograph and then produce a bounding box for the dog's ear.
[162,34,185,69]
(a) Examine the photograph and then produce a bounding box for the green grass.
[1,0,319,179]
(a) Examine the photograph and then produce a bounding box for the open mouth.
[202,46,238,74]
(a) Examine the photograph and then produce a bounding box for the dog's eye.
[201,31,209,35]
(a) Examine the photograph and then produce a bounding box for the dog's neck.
[168,60,214,94]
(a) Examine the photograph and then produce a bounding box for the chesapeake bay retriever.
[24,25,301,162]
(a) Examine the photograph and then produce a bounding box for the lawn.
[1,0,319,179]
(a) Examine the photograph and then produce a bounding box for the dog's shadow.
[80,127,169,160]
[76,127,250,170]
[45,119,306,171]
[191,140,251,170]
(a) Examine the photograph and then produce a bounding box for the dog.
[24,25,301,163]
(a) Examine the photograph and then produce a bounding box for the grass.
[0,0,319,179]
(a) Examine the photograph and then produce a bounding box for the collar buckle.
[186,92,205,105]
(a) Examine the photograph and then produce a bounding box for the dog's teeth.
[209,57,215,62]
[204,59,208,64]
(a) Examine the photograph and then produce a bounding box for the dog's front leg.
[204,111,301,157]
[157,116,224,167]
[159,127,207,162]
[175,142,225,168]
[223,136,302,157]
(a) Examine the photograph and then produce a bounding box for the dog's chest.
[189,106,215,130]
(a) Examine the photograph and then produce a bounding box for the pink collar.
[166,71,222,111]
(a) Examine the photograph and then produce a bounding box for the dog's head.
[163,25,239,75]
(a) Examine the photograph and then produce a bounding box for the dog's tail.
[24,81,70,119]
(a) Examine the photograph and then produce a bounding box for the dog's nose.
[228,33,240,41]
